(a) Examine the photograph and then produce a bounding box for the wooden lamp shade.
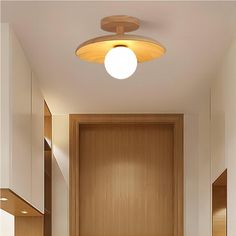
[75,15,166,63]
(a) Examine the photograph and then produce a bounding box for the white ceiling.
[2,1,236,114]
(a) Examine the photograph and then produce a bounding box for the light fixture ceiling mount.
[100,15,140,34]
[76,15,166,79]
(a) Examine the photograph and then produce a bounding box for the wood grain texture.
[44,102,51,117]
[214,170,227,186]
[69,114,183,236]
[79,124,174,236]
[101,15,140,33]
[44,102,52,148]
[15,216,43,236]
[212,170,227,236]
[44,101,52,236]
[75,34,166,64]
[0,189,42,216]
[70,114,182,124]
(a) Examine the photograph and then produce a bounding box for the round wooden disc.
[101,15,140,33]
[75,34,166,64]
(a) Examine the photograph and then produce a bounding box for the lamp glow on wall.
[75,15,166,79]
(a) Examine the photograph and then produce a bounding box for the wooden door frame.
[69,114,184,236]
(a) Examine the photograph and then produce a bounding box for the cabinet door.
[1,23,11,188]
[31,74,44,213]
[10,29,32,203]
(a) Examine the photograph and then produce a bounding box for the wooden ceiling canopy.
[75,15,166,63]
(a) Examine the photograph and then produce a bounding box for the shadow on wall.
[52,155,69,236]
[52,115,69,236]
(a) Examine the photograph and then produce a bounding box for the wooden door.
[79,123,174,236]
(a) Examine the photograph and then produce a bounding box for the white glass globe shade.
[104,46,137,79]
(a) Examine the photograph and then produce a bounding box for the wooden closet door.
[79,124,174,236]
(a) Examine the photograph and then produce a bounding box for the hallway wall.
[52,115,69,236]
[184,100,211,236]
[211,35,236,236]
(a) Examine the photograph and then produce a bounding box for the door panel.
[79,124,174,236]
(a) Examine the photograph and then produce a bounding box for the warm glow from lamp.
[21,210,28,214]
[104,46,137,79]
[0,197,8,201]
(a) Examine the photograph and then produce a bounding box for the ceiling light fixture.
[75,15,166,79]
[21,210,28,214]
[0,197,8,201]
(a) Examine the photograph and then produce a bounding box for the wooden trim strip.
[70,114,182,124]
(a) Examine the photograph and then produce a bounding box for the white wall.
[52,115,69,236]
[211,35,236,236]
[198,104,211,236]
[52,111,211,236]
[184,113,199,236]
[184,97,211,236]
[0,209,14,236]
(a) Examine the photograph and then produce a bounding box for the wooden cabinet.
[10,27,32,203]
[0,23,44,213]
